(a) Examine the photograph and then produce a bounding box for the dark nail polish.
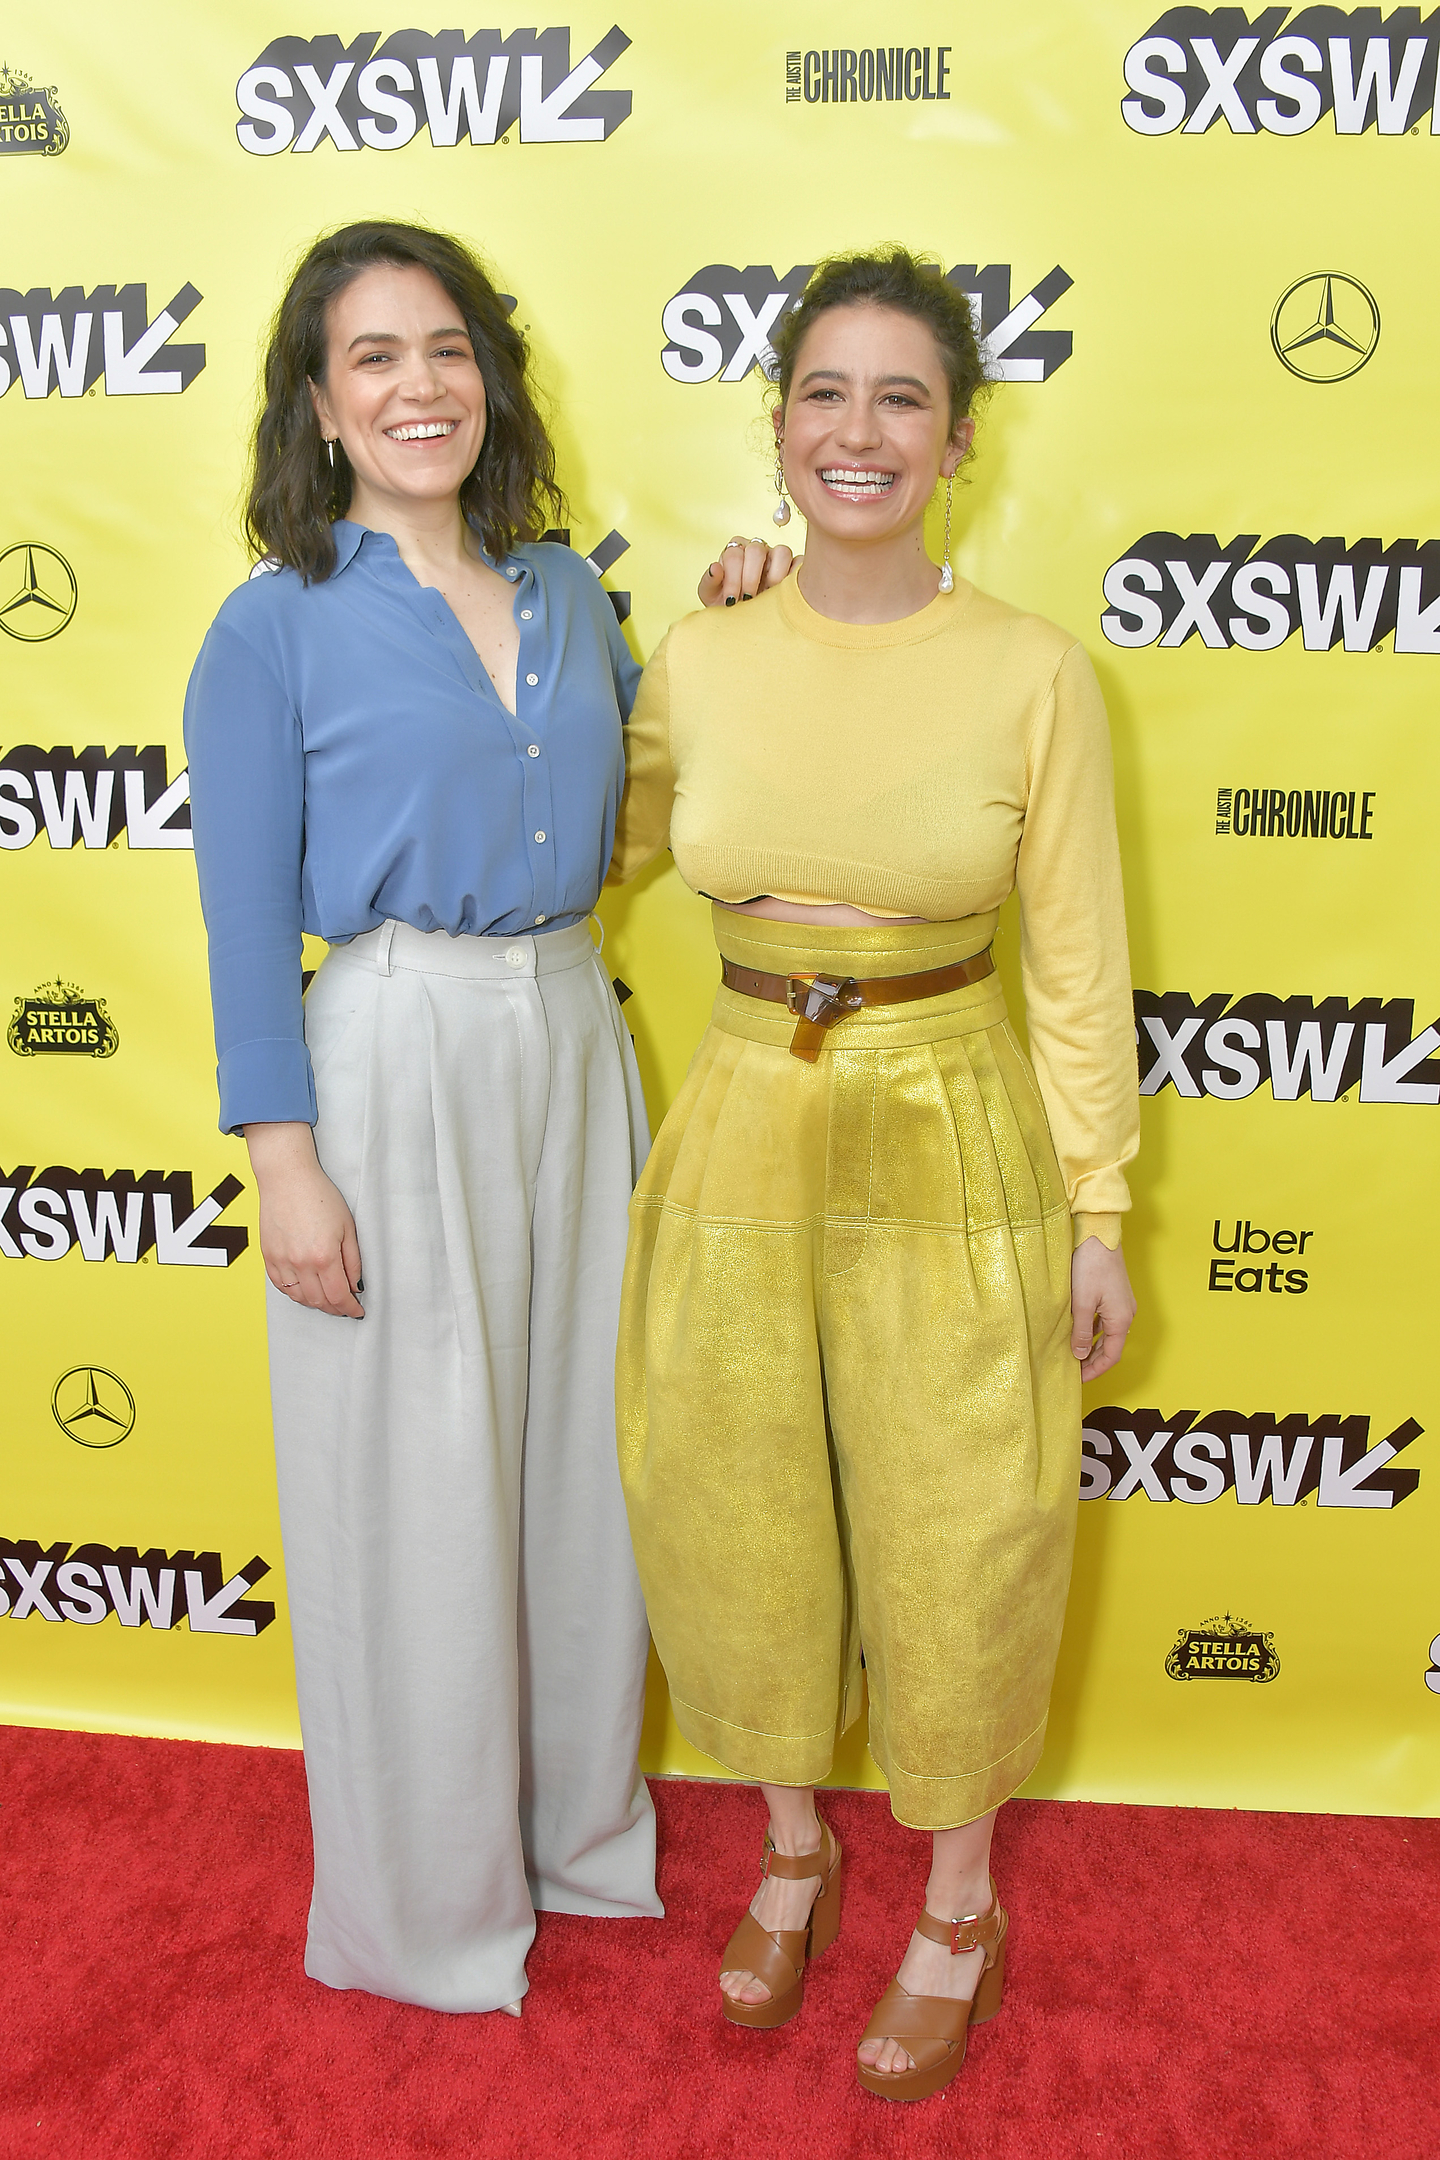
[741,592,752,601]
[355,1278,365,1292]
[725,596,736,607]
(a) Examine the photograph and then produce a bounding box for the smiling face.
[309,262,488,519]
[777,302,973,549]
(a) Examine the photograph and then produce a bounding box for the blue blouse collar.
[330,518,525,582]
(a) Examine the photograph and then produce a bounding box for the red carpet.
[0,1725,1433,2160]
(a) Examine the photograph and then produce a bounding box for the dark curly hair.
[770,247,988,433]
[244,220,564,584]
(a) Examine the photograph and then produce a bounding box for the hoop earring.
[772,445,791,527]
[938,473,954,593]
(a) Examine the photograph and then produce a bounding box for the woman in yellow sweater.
[610,249,1138,2101]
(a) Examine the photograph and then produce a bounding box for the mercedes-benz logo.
[52,1365,135,1448]
[0,542,78,641]
[1271,273,1380,384]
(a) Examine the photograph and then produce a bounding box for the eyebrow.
[346,325,471,351]
[797,368,933,394]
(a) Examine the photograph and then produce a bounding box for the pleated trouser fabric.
[617,909,1081,1831]
[266,917,661,2014]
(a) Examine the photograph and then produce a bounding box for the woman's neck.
[345,487,478,582]
[795,521,942,624]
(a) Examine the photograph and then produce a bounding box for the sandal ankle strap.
[915,1879,1002,1956]
[761,1819,832,1881]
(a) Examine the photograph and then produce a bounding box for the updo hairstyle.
[769,247,989,435]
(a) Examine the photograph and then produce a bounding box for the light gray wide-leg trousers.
[265,917,661,2013]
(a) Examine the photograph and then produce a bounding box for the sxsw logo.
[1123,9,1440,135]
[0,1538,274,1635]
[235,26,632,152]
[0,1168,248,1267]
[0,286,204,398]
[1101,534,1440,652]
[1082,1406,1422,1508]
[661,263,1073,384]
[0,747,192,850]
[1134,991,1440,1105]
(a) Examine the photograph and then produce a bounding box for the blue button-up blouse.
[183,521,640,1133]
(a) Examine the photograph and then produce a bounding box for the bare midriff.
[721,896,926,927]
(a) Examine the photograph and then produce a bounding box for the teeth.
[386,421,456,442]
[821,468,895,488]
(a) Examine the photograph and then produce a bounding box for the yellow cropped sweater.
[610,573,1138,1242]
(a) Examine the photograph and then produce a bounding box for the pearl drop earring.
[772,443,791,527]
[938,474,954,594]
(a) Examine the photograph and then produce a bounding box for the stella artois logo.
[0,63,69,157]
[1165,1613,1280,1685]
[8,980,118,1058]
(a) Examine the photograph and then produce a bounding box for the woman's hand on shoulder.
[698,537,796,608]
[1070,1236,1137,1383]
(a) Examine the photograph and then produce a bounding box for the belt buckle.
[785,973,855,1023]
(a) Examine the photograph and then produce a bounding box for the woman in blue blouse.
[185,220,786,2016]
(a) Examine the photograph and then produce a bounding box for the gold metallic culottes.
[617,910,1081,1829]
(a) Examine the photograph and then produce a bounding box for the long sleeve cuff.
[1074,1212,1122,1250]
[216,1037,318,1136]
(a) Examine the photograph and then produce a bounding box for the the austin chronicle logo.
[9,979,118,1057]
[0,543,77,640]
[52,1366,135,1448]
[1271,273,1380,382]
[1167,1615,1280,1684]
[0,63,67,155]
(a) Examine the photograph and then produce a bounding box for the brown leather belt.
[721,947,995,1062]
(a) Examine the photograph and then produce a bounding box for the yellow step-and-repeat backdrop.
[3,2,1437,1816]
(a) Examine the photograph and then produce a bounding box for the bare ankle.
[759,1784,822,1858]
[768,1815,822,1858]
[923,1876,991,1923]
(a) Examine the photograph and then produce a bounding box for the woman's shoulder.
[654,584,787,667]
[955,580,1084,670]
[202,557,314,653]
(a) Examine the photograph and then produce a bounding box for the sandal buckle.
[949,1917,983,1954]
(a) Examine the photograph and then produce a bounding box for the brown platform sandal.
[855,1878,1007,2100]
[719,1816,843,2030]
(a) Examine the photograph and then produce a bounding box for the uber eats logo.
[1134,991,1440,1105]
[0,746,191,850]
[0,285,204,399]
[1123,8,1440,135]
[661,263,1073,385]
[235,26,632,152]
[1081,1406,1422,1508]
[1101,534,1440,652]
